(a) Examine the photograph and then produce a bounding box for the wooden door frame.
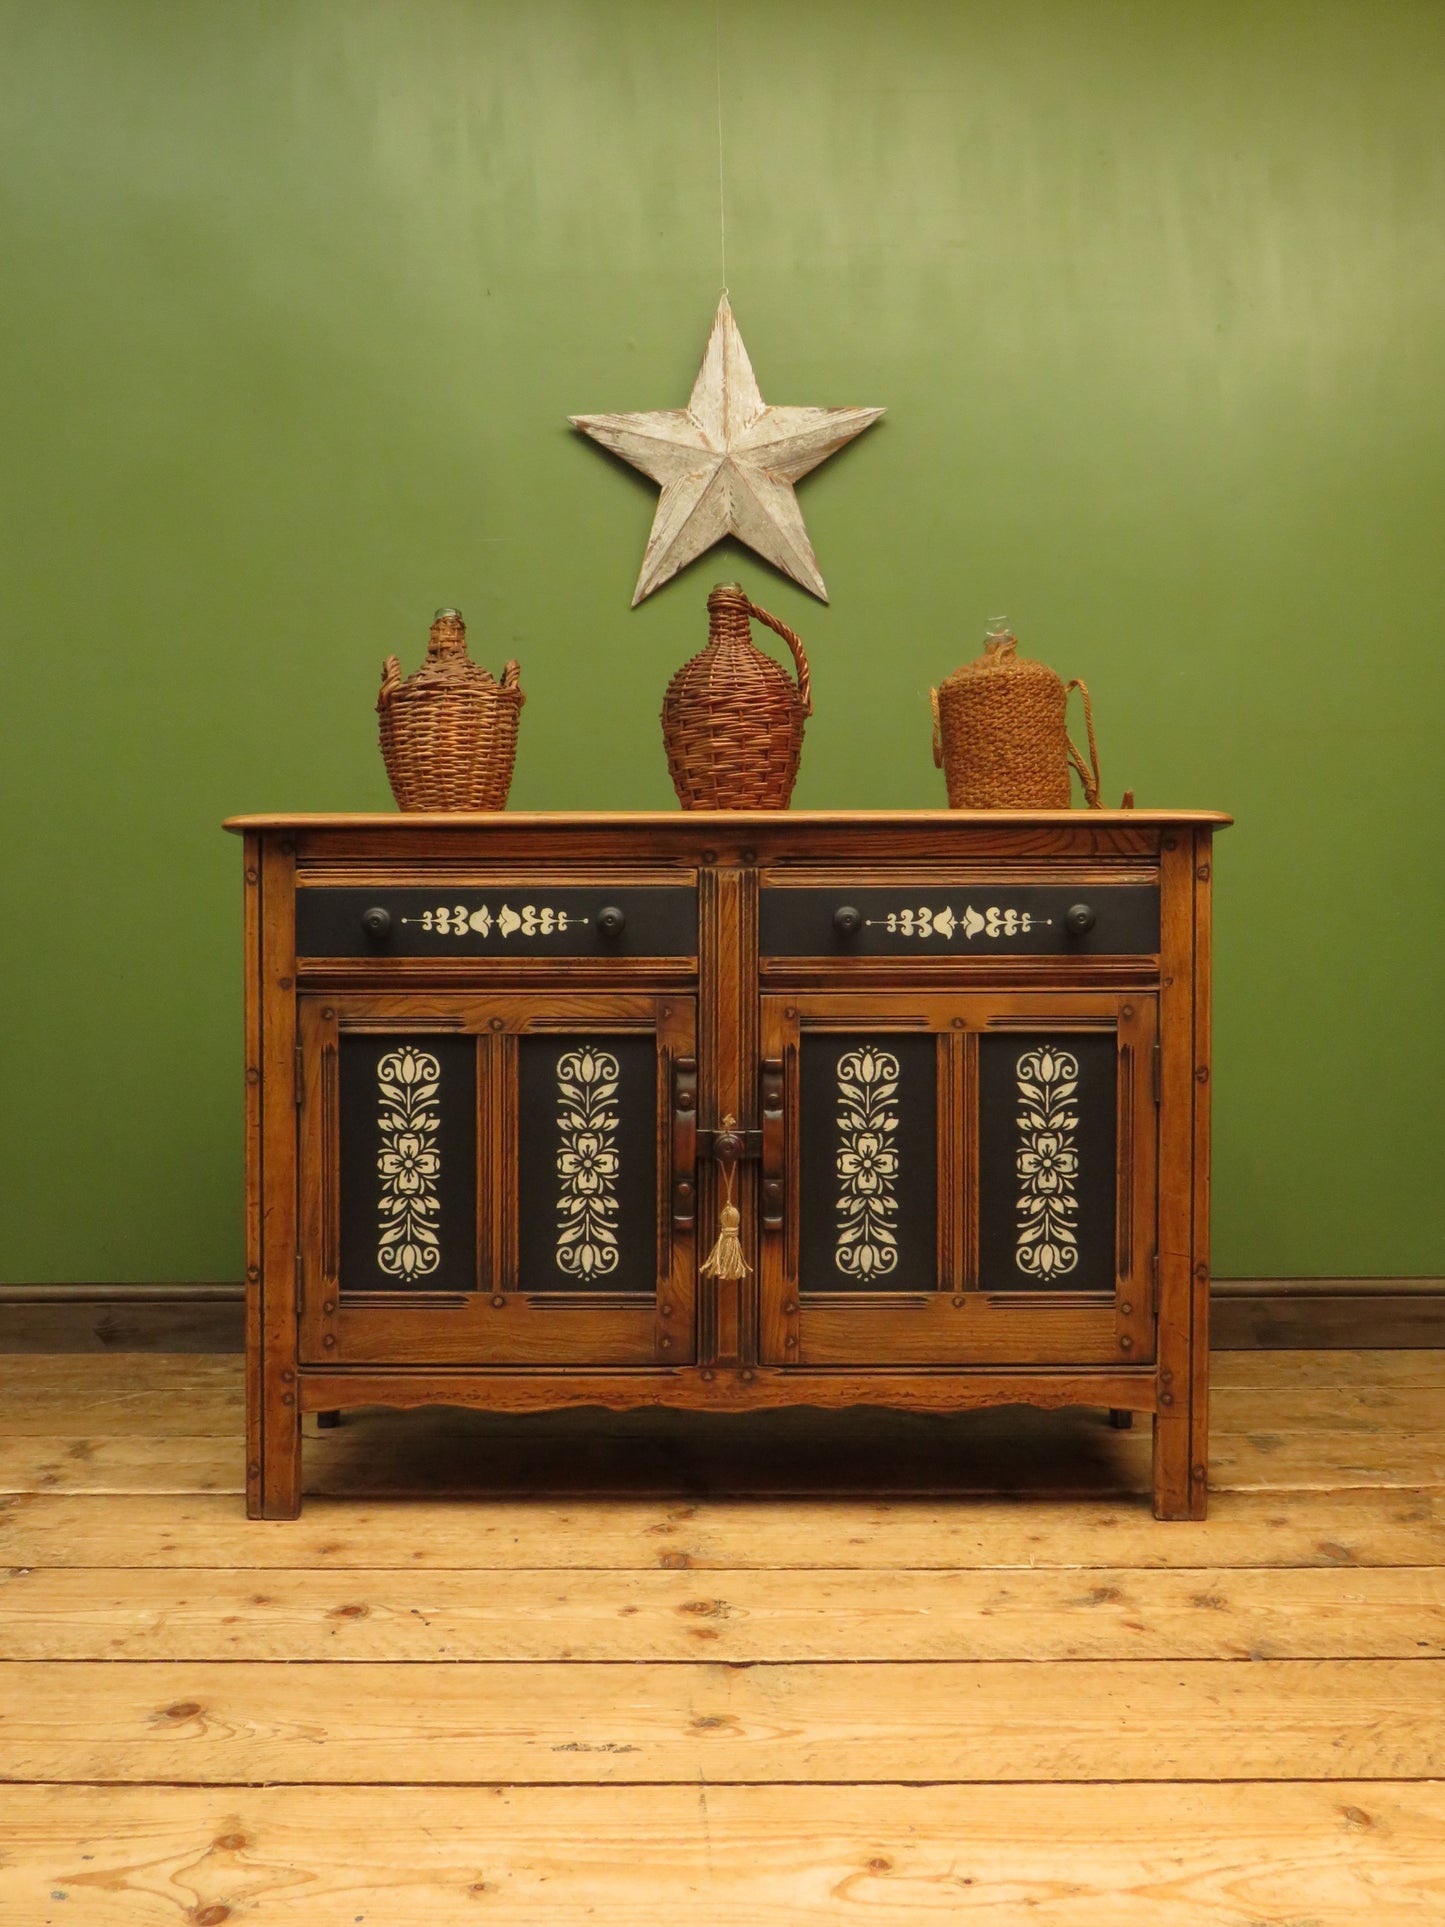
[758,990,1157,1368]
[297,990,697,1368]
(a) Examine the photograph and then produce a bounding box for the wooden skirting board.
[1,1277,1441,1351]
[1211,1277,1445,1350]
[0,1284,247,1354]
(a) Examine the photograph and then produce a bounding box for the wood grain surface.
[5,1400,1444,1495]
[4,1564,1444,1662]
[5,1657,1442,1783]
[6,1486,1444,1570]
[2,1348,1442,1923]
[0,1783,1425,1927]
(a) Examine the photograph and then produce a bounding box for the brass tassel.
[700,1200,750,1279]
[700,1160,751,1278]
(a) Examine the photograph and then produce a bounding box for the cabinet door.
[298,992,695,1366]
[759,992,1156,1367]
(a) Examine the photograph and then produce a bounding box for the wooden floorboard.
[6,1562,1445,1661]
[3,1349,1445,1921]
[5,1656,1445,1783]
[6,1421,1444,1495]
[6,1486,1445,1569]
[6,1782,1445,1926]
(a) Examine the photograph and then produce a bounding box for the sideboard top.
[225,809,1231,833]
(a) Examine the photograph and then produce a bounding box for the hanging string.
[714,0,727,291]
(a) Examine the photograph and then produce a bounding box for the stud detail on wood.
[376,1049,442,1280]
[1015,1048,1081,1279]
[555,1049,622,1279]
[835,1048,901,1278]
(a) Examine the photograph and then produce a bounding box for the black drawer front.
[760,885,1159,957]
[297,885,697,959]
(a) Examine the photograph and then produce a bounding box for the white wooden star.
[571,294,884,605]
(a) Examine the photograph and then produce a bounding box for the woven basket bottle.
[931,620,1102,810]
[377,608,524,812]
[661,584,811,810]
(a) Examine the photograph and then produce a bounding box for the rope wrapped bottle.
[931,620,1102,810]
[378,607,524,812]
[661,583,811,809]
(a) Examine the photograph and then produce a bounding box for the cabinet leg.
[1152,1408,1205,1520]
[1108,1408,1133,1430]
[259,1400,303,1520]
[315,1410,341,1429]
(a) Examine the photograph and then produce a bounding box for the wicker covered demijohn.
[662,584,811,810]
[378,608,524,811]
[931,619,1102,810]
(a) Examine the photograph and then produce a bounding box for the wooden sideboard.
[226,809,1228,1520]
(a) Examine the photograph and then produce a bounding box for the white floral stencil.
[1015,1047,1080,1279]
[835,1047,901,1278]
[376,1047,442,1280]
[555,1047,621,1278]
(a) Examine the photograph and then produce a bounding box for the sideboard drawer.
[296,883,698,960]
[759,882,1160,958]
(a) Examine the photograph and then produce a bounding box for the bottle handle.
[748,600,812,719]
[1065,678,1103,809]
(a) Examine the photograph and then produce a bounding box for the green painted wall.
[2,0,1442,1283]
